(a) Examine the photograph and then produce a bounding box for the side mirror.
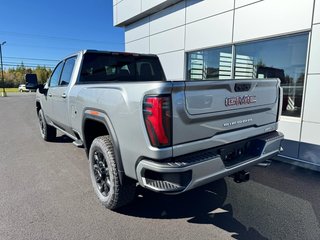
[25,74,38,89]
[38,84,48,94]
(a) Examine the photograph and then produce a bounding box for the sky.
[0,0,124,69]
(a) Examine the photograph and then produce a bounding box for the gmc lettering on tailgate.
[225,95,256,107]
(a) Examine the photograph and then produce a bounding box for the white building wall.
[150,1,185,34]
[313,0,320,24]
[126,37,150,54]
[125,17,150,54]
[234,0,314,42]
[301,0,320,146]
[150,26,185,54]
[115,0,320,163]
[113,0,183,26]
[125,18,150,42]
[185,11,234,51]
[186,0,234,23]
[235,0,262,8]
[158,50,185,80]
[116,0,142,24]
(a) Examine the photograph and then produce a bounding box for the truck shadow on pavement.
[118,161,320,240]
[52,134,74,143]
[118,179,267,240]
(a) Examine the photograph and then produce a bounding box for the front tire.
[38,109,56,141]
[89,135,136,210]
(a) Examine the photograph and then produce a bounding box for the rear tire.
[89,135,136,210]
[38,109,56,141]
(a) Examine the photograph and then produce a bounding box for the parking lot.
[0,93,319,240]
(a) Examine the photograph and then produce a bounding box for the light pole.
[0,41,7,97]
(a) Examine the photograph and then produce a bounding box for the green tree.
[34,66,52,84]
[3,64,52,87]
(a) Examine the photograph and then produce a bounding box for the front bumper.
[136,131,283,193]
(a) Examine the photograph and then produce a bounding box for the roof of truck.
[59,50,159,64]
[81,49,158,57]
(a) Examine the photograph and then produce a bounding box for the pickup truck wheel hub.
[93,151,111,197]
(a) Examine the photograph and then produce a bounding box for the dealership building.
[113,0,320,169]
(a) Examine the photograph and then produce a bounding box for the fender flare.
[82,109,125,184]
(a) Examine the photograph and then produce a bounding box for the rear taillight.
[143,95,172,148]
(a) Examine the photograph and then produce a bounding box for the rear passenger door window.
[60,57,76,86]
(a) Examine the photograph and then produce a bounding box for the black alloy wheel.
[37,109,56,141]
[92,150,111,197]
[89,135,136,210]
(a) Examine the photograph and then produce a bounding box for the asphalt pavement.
[0,93,319,240]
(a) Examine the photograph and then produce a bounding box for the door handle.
[61,93,67,98]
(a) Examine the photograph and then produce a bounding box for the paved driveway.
[0,93,319,240]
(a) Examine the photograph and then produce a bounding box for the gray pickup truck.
[26,50,283,210]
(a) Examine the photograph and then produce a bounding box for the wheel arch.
[82,110,125,184]
[36,100,41,113]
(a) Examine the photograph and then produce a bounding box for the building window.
[186,33,309,118]
[187,46,232,81]
[235,33,309,117]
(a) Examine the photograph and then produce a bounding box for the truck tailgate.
[172,79,281,146]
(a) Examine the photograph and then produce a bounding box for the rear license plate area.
[219,140,264,167]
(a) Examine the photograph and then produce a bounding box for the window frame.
[48,61,64,88]
[186,45,233,81]
[233,32,309,118]
[185,32,310,118]
[58,56,77,87]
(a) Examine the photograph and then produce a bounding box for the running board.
[73,139,84,148]
[50,122,84,148]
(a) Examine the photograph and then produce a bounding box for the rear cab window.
[79,52,166,83]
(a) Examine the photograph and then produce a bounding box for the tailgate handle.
[235,83,251,92]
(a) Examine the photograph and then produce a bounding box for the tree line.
[2,63,52,88]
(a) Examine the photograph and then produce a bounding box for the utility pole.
[0,41,7,97]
